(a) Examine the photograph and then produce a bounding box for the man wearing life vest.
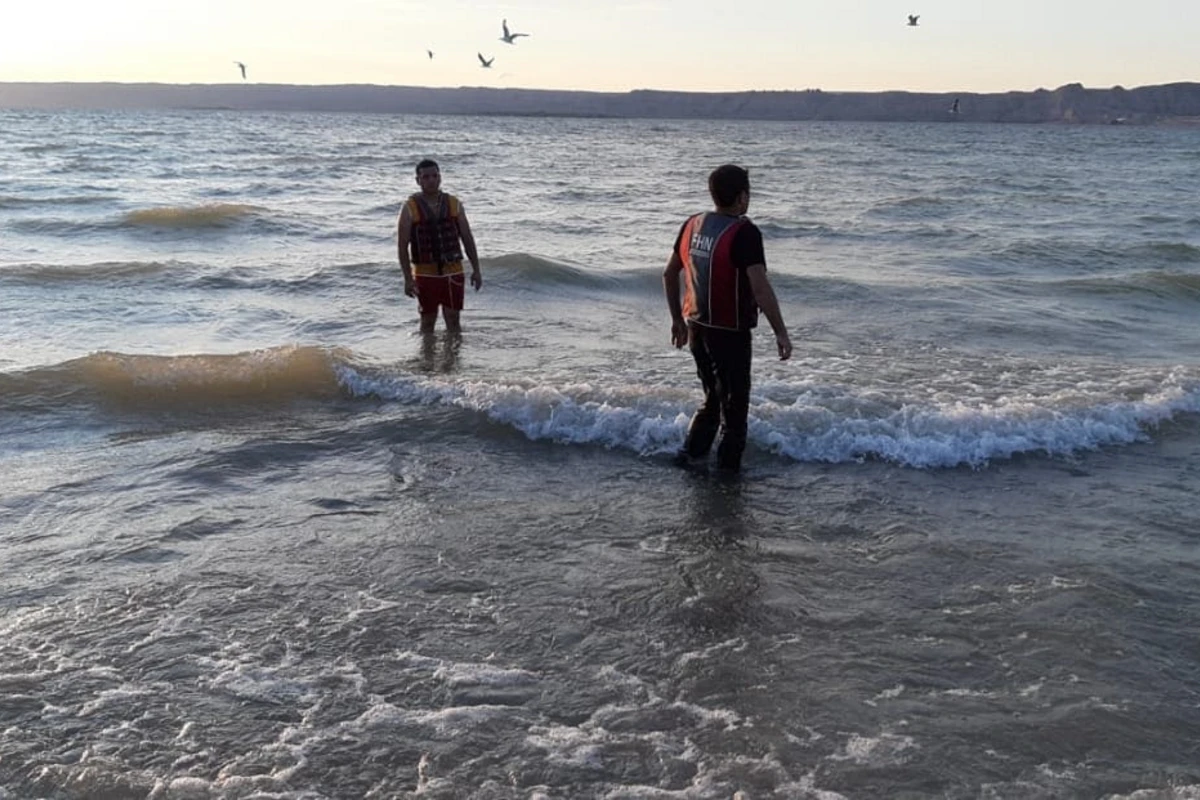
[663,164,792,472]
[397,159,482,333]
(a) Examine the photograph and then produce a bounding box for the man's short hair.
[416,159,439,174]
[708,164,749,207]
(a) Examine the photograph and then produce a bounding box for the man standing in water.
[663,164,792,472]
[397,159,482,333]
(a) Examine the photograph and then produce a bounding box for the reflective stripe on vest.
[678,212,747,330]
[408,193,463,273]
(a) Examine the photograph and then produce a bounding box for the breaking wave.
[9,348,1196,468]
[0,345,348,411]
[120,203,263,229]
[336,366,1200,469]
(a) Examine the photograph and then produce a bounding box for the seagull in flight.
[234,61,247,80]
[907,14,920,26]
[500,19,528,44]
[478,53,494,68]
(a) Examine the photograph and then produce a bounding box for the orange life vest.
[407,193,463,276]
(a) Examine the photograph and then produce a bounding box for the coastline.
[3,80,1200,124]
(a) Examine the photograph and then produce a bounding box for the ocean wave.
[0,259,390,291]
[993,239,1100,270]
[190,268,349,293]
[120,203,263,229]
[865,195,954,219]
[486,253,623,289]
[48,158,118,176]
[758,220,837,239]
[1138,242,1200,263]
[1037,270,1200,301]
[7,350,1199,468]
[338,369,690,454]
[192,259,395,293]
[756,376,1200,468]
[0,260,180,283]
[0,253,862,299]
[221,182,296,197]
[0,345,348,411]
[336,367,1200,469]
[547,187,631,203]
[994,239,1199,272]
[0,193,113,209]
[8,217,111,236]
[18,142,71,154]
[368,201,403,215]
[765,272,874,301]
[7,203,291,237]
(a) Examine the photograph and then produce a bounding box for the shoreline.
[3,80,1200,124]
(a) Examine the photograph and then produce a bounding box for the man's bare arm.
[746,264,792,360]
[457,208,482,290]
[397,205,416,297]
[662,252,688,349]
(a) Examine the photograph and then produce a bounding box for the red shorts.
[416,273,465,315]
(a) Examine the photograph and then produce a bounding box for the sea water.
[1,109,1199,798]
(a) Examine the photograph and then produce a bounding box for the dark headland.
[3,81,1200,124]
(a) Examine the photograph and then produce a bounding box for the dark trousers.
[682,325,753,471]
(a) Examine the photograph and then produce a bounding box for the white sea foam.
[337,365,1200,468]
[388,650,540,689]
[870,684,906,703]
[940,687,1003,699]
[124,611,193,654]
[348,699,515,736]
[345,589,401,620]
[526,724,607,769]
[1105,786,1200,799]
[203,662,318,706]
[391,650,447,670]
[431,662,540,687]
[77,685,156,717]
[0,669,56,691]
[151,776,211,799]
[831,732,918,766]
[676,637,748,669]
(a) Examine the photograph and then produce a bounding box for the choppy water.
[2,109,1200,798]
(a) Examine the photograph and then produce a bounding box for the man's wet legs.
[680,327,752,470]
[712,330,751,471]
[681,339,721,460]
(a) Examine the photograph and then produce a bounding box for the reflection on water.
[671,475,761,637]
[684,474,750,548]
[418,331,461,374]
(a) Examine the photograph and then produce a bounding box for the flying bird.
[907,14,920,26]
[234,61,247,80]
[427,50,434,59]
[478,53,494,68]
[500,19,528,44]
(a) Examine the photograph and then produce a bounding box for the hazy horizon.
[4,78,1195,96]
[3,1,1197,95]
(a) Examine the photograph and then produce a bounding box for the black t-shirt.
[673,216,766,270]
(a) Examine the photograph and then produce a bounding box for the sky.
[1,0,1197,94]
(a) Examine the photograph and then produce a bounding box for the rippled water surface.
[1,109,1199,798]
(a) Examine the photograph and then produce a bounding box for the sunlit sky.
[2,0,1197,93]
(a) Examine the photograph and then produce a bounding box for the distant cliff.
[3,81,1200,124]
